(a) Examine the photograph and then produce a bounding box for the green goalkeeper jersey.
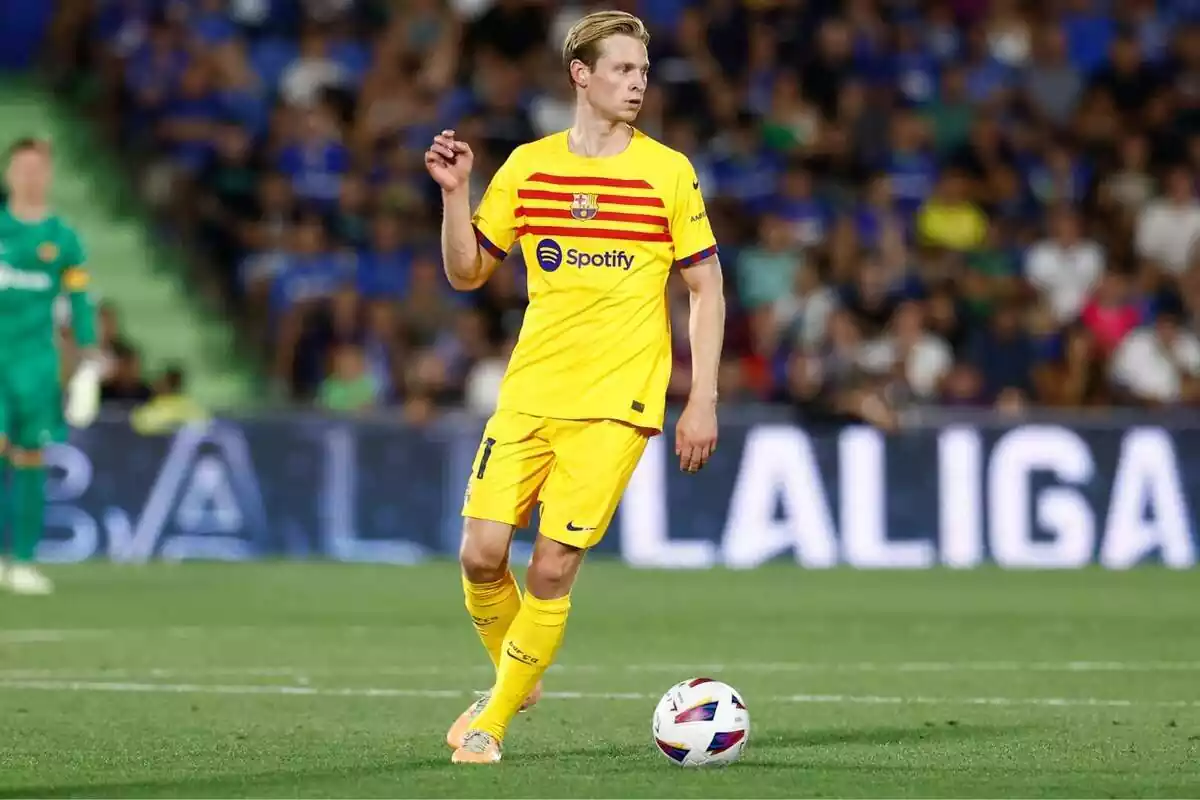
[0,207,90,361]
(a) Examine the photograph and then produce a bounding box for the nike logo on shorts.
[565,521,596,532]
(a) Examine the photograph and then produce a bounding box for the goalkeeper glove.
[65,359,102,428]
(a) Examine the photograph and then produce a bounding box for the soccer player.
[0,138,101,594]
[424,11,725,764]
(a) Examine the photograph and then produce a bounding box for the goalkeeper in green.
[0,138,100,594]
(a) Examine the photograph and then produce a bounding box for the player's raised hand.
[675,398,718,474]
[425,129,474,193]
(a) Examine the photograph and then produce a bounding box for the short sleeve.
[61,226,86,266]
[669,156,718,267]
[472,155,520,261]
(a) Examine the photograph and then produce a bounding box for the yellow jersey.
[471,129,717,432]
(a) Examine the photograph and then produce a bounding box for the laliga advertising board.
[622,424,1198,570]
[32,417,1200,568]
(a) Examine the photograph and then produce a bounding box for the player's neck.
[7,200,50,224]
[567,111,633,159]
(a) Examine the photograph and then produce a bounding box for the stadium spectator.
[318,342,379,413]
[1080,270,1143,357]
[131,364,210,435]
[1025,205,1104,324]
[967,299,1036,405]
[1111,300,1200,406]
[100,341,153,406]
[1034,323,1110,407]
[1023,26,1083,127]
[917,169,988,253]
[1136,166,1200,277]
[859,300,953,403]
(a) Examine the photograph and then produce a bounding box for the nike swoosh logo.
[565,521,596,532]
[692,180,699,189]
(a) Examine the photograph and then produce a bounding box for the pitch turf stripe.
[516,189,665,208]
[0,680,1198,709]
[515,206,669,228]
[516,225,672,243]
[526,173,654,189]
[6,661,1200,677]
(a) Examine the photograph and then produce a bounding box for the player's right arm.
[425,130,515,291]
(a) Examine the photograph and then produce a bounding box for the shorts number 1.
[476,437,496,479]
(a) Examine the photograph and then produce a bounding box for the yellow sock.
[472,591,571,741]
[463,571,523,670]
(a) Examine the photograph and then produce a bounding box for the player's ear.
[570,59,589,89]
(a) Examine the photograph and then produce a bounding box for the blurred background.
[9,0,1200,424]
[0,0,1198,569]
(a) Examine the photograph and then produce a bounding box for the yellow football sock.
[472,591,571,741]
[463,571,523,670]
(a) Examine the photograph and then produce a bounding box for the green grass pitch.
[0,563,1198,798]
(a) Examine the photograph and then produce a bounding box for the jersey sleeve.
[669,156,718,268]
[60,227,90,292]
[471,155,521,261]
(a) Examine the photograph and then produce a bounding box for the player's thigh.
[538,419,650,549]
[7,358,62,451]
[462,410,554,529]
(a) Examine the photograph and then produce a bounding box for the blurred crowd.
[44,0,1200,421]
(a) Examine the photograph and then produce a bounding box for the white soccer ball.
[651,678,750,767]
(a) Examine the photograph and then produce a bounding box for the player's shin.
[471,591,570,740]
[11,454,44,563]
[463,570,523,670]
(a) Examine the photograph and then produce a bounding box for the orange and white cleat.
[445,681,542,749]
[451,730,502,764]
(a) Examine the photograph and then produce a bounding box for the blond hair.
[562,11,650,88]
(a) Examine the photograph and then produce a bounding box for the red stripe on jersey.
[517,189,665,208]
[516,225,672,243]
[527,173,654,189]
[516,206,669,228]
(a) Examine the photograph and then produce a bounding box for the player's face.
[6,149,51,204]
[585,35,649,123]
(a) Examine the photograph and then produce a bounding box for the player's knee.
[459,519,512,583]
[527,537,585,599]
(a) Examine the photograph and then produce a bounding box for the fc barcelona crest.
[37,242,58,262]
[570,192,600,221]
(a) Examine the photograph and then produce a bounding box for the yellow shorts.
[461,409,651,549]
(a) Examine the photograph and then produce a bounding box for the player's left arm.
[60,230,101,428]
[670,158,725,474]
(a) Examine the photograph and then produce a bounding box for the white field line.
[0,629,111,644]
[0,679,1197,709]
[1,661,1200,679]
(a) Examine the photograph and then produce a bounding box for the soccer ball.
[651,678,750,767]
